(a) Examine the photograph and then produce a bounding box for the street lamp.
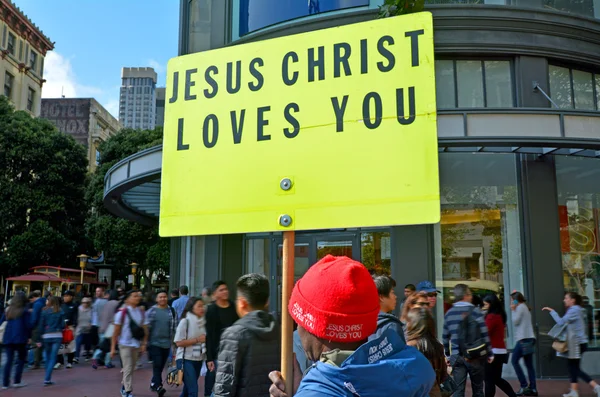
[130,262,139,288]
[78,254,89,284]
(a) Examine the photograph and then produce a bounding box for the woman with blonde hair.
[401,291,431,323]
[405,307,447,397]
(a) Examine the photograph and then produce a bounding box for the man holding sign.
[269,255,435,397]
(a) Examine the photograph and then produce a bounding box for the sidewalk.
[1,360,205,397]
[2,363,599,397]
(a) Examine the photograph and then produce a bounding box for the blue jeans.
[43,338,62,382]
[176,359,202,397]
[92,333,111,364]
[75,333,91,359]
[512,339,537,389]
[3,344,27,387]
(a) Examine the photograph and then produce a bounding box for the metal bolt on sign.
[279,214,292,227]
[280,178,292,191]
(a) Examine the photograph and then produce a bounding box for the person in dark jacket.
[370,274,405,342]
[269,255,435,397]
[57,290,77,368]
[205,280,239,396]
[1,293,31,389]
[214,273,279,397]
[28,290,46,369]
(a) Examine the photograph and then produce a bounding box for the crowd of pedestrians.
[1,255,600,397]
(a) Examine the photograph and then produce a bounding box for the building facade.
[40,98,121,171]
[155,87,165,128]
[104,0,600,377]
[118,67,157,130]
[0,0,53,116]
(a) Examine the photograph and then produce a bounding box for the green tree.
[86,127,168,289]
[0,97,89,276]
[378,0,425,17]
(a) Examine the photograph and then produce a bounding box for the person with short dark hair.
[399,283,416,313]
[371,274,405,342]
[168,289,180,307]
[205,280,239,396]
[214,274,279,396]
[145,290,177,396]
[28,290,45,369]
[57,290,77,368]
[442,284,493,397]
[172,285,190,321]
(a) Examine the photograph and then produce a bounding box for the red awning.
[7,273,69,283]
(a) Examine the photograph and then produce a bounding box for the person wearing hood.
[174,297,207,397]
[269,255,435,397]
[370,274,405,343]
[214,273,279,397]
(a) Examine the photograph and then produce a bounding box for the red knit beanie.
[288,255,379,343]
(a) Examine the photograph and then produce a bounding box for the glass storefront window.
[435,59,514,108]
[549,65,572,109]
[434,153,525,347]
[246,238,270,276]
[556,156,600,348]
[238,0,369,36]
[361,232,391,274]
[550,64,600,111]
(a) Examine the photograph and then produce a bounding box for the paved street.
[1,360,205,397]
[1,360,600,397]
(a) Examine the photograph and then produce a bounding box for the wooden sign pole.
[281,230,295,395]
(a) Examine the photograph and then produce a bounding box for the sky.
[13,0,180,118]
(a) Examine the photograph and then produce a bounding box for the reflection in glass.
[435,153,524,347]
[457,61,484,107]
[573,70,594,110]
[485,61,513,107]
[239,0,369,36]
[246,238,270,277]
[317,240,352,260]
[435,60,456,108]
[556,156,600,347]
[549,65,573,109]
[276,243,310,315]
[361,232,391,274]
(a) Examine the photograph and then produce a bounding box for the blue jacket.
[370,312,406,343]
[38,309,65,336]
[295,329,435,397]
[0,311,32,344]
[30,298,46,328]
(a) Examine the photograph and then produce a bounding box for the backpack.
[457,307,488,360]
[120,308,145,341]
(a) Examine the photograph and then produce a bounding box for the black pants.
[453,356,485,397]
[149,345,170,388]
[205,361,217,396]
[485,354,516,397]
[57,352,75,365]
[568,343,593,384]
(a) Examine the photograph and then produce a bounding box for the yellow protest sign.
[160,12,439,237]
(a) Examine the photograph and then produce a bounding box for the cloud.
[42,51,78,98]
[148,59,165,73]
[103,99,119,118]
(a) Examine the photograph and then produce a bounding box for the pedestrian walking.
[172,285,190,321]
[543,292,600,397]
[111,290,147,397]
[92,289,120,369]
[268,255,435,397]
[0,293,31,389]
[174,297,207,397]
[405,307,447,397]
[205,280,239,396]
[38,296,65,386]
[57,290,77,368]
[401,291,431,323]
[482,293,516,397]
[168,289,180,307]
[416,280,441,309]
[371,274,405,341]
[28,290,46,369]
[510,291,538,396]
[214,273,279,397]
[442,283,493,397]
[75,297,93,363]
[91,287,108,352]
[145,290,177,396]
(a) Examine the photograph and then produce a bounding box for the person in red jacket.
[483,294,517,397]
